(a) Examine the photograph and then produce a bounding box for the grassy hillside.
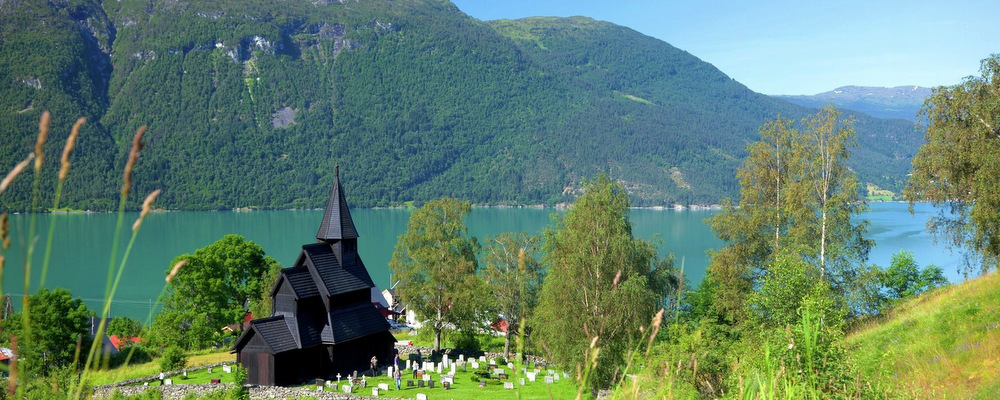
[0,0,922,211]
[846,271,1000,399]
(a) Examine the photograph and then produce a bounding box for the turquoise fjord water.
[0,202,962,320]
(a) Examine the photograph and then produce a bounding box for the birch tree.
[905,55,1000,274]
[389,197,480,352]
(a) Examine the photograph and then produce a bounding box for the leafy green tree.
[248,261,283,320]
[156,234,280,349]
[884,250,947,300]
[705,106,870,324]
[159,345,188,372]
[389,197,481,352]
[0,288,92,376]
[905,55,1000,275]
[533,175,670,388]
[481,232,544,357]
[107,316,143,340]
[149,308,215,351]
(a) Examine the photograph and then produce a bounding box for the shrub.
[159,346,188,371]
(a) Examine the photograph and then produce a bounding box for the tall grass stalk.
[74,125,147,400]
[39,117,85,287]
[19,112,51,388]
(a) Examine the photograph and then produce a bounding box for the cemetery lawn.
[298,366,584,400]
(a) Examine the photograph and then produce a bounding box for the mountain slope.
[778,85,932,121]
[0,1,923,210]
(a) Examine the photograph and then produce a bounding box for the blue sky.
[450,0,998,95]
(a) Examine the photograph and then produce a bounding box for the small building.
[233,169,396,386]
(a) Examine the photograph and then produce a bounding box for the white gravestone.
[527,372,536,382]
[223,365,232,373]
[342,385,352,394]
[450,364,456,375]
[519,378,525,386]
[504,382,514,390]
[553,373,560,381]
[379,383,390,391]
[372,388,379,397]
[508,362,514,370]
[545,376,554,384]
[416,394,428,400]
[164,379,172,386]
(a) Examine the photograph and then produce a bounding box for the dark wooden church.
[233,170,396,386]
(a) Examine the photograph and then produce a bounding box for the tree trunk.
[503,334,511,358]
[434,308,442,352]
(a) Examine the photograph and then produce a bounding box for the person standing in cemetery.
[371,355,378,372]
[394,367,402,390]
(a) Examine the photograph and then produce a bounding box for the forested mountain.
[777,86,932,121]
[0,0,923,210]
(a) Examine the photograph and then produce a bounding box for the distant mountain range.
[0,0,923,210]
[777,86,933,121]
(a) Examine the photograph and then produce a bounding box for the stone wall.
[92,383,232,399]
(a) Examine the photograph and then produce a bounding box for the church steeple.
[316,166,358,241]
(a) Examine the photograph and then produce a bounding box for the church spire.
[316,165,358,241]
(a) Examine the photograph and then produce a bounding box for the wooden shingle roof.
[302,243,370,297]
[283,266,320,299]
[250,316,298,353]
[316,167,358,241]
[323,303,390,344]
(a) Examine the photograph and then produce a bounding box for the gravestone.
[496,369,505,375]
[563,372,569,378]
[372,388,379,397]
[450,364,456,375]
[211,379,220,384]
[508,362,514,370]
[429,380,435,389]
[379,383,390,391]
[458,354,464,362]
[545,376,554,384]
[499,373,509,380]
[163,379,172,386]
[471,361,480,369]
[519,378,525,386]
[407,380,415,387]
[406,360,412,370]
[423,373,432,382]
[208,367,212,374]
[223,365,232,373]
[443,381,451,390]
[489,358,496,365]
[436,363,442,374]
[416,394,427,400]
[479,380,486,388]
[527,372,536,382]
[504,382,514,390]
[553,373,560,381]
[418,380,425,388]
[479,356,486,362]
[342,385,352,394]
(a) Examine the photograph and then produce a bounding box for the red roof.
[109,335,144,351]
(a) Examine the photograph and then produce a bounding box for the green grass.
[846,271,1000,398]
[87,350,236,386]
